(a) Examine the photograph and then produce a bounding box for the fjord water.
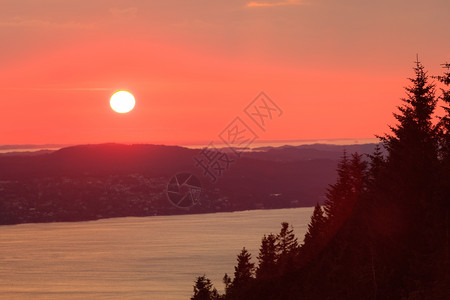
[0,207,313,300]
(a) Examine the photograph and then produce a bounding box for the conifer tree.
[348,152,367,197]
[303,203,326,248]
[324,150,351,222]
[232,247,255,288]
[382,60,438,164]
[433,62,450,292]
[378,59,441,296]
[276,222,299,273]
[299,203,327,266]
[223,273,231,293]
[364,144,386,243]
[381,59,439,229]
[367,144,385,185]
[191,275,220,300]
[256,234,277,279]
[435,62,450,146]
[276,222,299,255]
[435,62,450,178]
[324,151,366,235]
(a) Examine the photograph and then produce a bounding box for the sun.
[110,90,135,113]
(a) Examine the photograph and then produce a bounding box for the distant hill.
[245,143,382,161]
[0,143,381,225]
[0,150,55,157]
[0,143,195,179]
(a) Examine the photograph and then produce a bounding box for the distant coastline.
[0,142,381,225]
[0,144,71,154]
[0,138,379,153]
[178,138,379,149]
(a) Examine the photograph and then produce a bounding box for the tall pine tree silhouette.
[379,59,440,297]
[324,150,351,229]
[304,204,326,246]
[276,222,299,273]
[301,203,326,263]
[324,151,367,237]
[232,247,255,288]
[256,234,277,280]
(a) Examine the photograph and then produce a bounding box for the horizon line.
[0,138,380,153]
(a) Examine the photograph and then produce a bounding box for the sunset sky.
[0,0,449,146]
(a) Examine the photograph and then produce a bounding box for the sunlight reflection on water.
[0,207,313,300]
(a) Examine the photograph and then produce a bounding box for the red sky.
[0,0,449,146]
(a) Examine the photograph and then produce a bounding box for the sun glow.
[110,90,135,113]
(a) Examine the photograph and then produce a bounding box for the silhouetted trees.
[323,151,367,237]
[303,204,325,246]
[231,248,255,288]
[191,275,221,300]
[275,222,299,273]
[256,234,277,279]
[375,60,443,297]
[222,247,255,299]
[192,59,449,300]
[301,203,326,262]
[435,63,450,160]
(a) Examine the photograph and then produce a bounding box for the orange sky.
[0,0,449,146]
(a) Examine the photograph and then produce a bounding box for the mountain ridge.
[0,142,381,225]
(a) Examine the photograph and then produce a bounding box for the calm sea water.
[0,207,313,300]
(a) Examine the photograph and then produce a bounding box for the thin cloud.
[0,87,109,91]
[0,17,93,29]
[247,0,306,8]
[109,7,138,19]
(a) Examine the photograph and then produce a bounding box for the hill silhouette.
[0,143,380,225]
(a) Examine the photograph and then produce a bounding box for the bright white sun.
[110,90,135,113]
